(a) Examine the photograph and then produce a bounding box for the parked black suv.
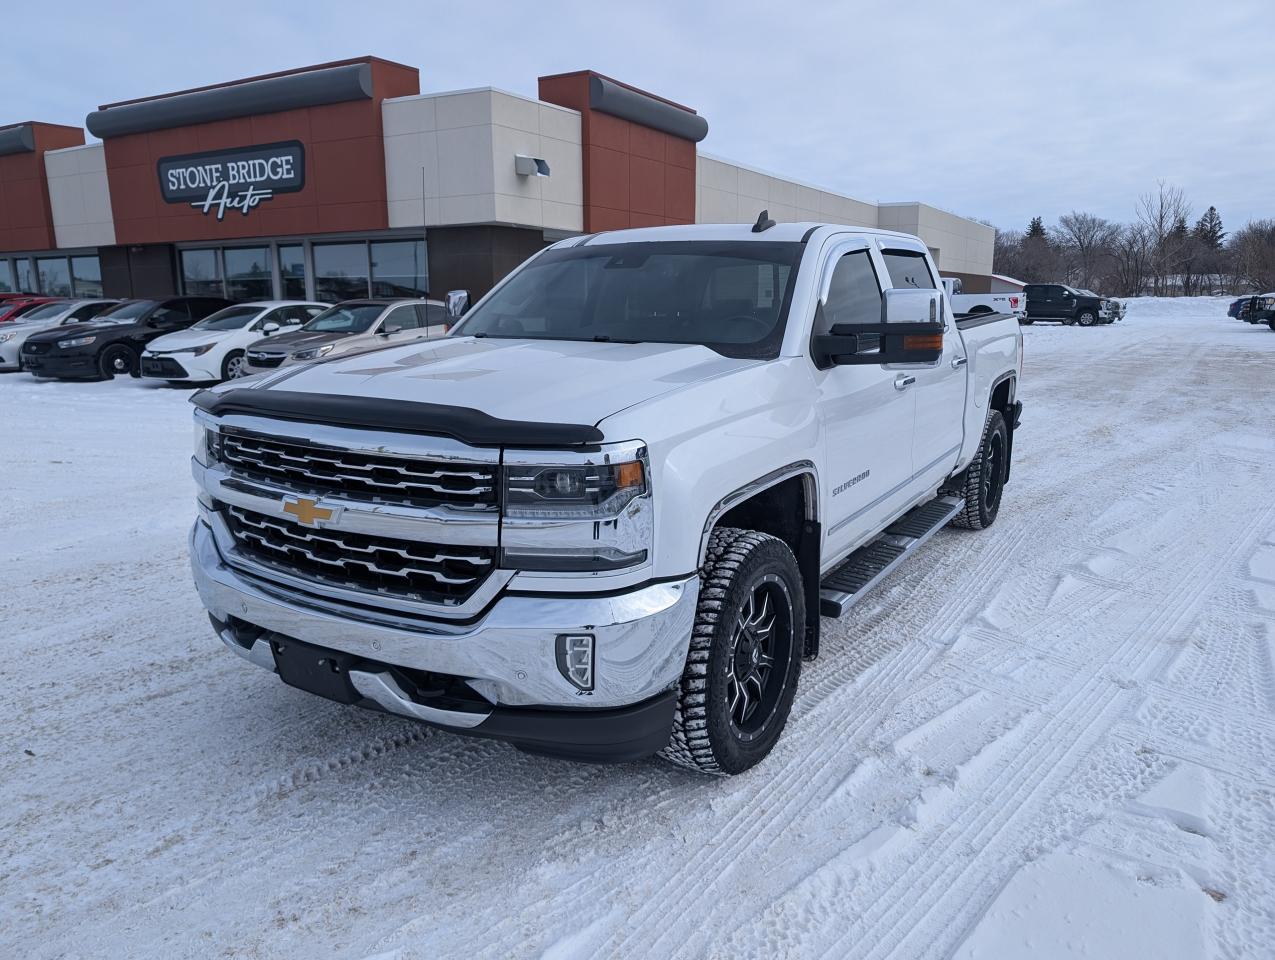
[1023,284,1119,326]
[21,296,232,379]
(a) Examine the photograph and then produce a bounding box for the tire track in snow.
[819,496,1275,960]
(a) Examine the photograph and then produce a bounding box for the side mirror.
[380,324,404,336]
[812,289,945,367]
[261,321,280,335]
[445,289,470,320]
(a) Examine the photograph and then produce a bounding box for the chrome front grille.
[222,503,494,604]
[246,352,284,368]
[216,430,497,508]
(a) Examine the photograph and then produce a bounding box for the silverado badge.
[282,497,335,527]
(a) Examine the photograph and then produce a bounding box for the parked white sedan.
[140,301,326,382]
[0,299,119,371]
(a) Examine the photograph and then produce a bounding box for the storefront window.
[71,256,102,297]
[37,257,73,296]
[224,247,272,301]
[0,260,13,293]
[181,249,223,296]
[313,242,369,302]
[13,258,33,293]
[278,245,307,300]
[371,239,428,298]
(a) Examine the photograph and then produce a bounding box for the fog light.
[556,634,595,692]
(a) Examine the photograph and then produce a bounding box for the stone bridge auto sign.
[157,141,305,220]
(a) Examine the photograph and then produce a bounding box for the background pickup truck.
[941,277,1026,319]
[188,218,1023,775]
[1022,283,1122,326]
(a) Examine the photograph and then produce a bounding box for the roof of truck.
[561,222,927,247]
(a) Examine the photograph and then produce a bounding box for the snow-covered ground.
[3,298,1274,959]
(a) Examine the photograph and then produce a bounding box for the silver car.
[242,299,447,374]
[0,299,119,371]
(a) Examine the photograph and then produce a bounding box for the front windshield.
[93,300,154,323]
[13,302,67,321]
[193,305,264,331]
[453,241,802,358]
[302,304,383,333]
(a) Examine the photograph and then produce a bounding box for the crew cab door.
[1024,284,1051,319]
[813,242,917,559]
[879,247,966,489]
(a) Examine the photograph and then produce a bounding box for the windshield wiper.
[591,334,642,344]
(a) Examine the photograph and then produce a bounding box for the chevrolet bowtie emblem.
[282,497,334,526]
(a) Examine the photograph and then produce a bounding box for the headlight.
[170,343,216,356]
[0,332,13,344]
[500,445,652,572]
[292,344,334,361]
[193,420,212,467]
[504,460,647,519]
[58,336,96,349]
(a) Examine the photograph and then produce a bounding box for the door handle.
[951,356,968,368]
[894,374,916,391]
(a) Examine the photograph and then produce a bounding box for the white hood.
[255,336,756,426]
[146,328,235,353]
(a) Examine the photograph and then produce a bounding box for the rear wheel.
[661,528,805,775]
[950,409,1008,530]
[1020,318,1035,325]
[98,344,138,380]
[1267,319,1275,331]
[221,350,246,380]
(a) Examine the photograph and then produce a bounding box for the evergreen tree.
[1193,206,1225,250]
[1026,216,1047,238]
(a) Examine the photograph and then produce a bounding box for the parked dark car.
[1235,293,1275,329]
[1022,284,1120,326]
[21,296,232,379]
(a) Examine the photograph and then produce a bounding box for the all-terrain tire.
[949,409,1008,530]
[660,527,805,776]
[98,344,138,380]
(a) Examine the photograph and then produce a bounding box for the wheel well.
[714,474,822,660]
[990,376,1014,416]
[989,376,1017,483]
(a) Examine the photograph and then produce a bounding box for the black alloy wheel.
[726,575,794,741]
[99,344,137,379]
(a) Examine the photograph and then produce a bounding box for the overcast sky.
[9,0,1273,234]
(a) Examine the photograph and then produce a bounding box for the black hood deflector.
[192,387,604,448]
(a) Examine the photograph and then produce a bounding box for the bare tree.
[1109,224,1153,297]
[1136,181,1191,294]
[1053,212,1119,290]
[1229,220,1275,292]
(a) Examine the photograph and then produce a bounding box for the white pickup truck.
[942,277,1026,319]
[189,218,1023,775]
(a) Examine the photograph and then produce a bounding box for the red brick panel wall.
[0,123,85,252]
[102,58,419,245]
[539,72,698,233]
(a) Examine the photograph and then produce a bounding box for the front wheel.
[1077,310,1097,327]
[950,409,1008,530]
[98,344,138,379]
[221,350,247,380]
[661,528,805,775]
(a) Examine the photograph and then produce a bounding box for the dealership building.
[0,57,995,304]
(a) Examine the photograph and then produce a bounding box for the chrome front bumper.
[190,518,698,712]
